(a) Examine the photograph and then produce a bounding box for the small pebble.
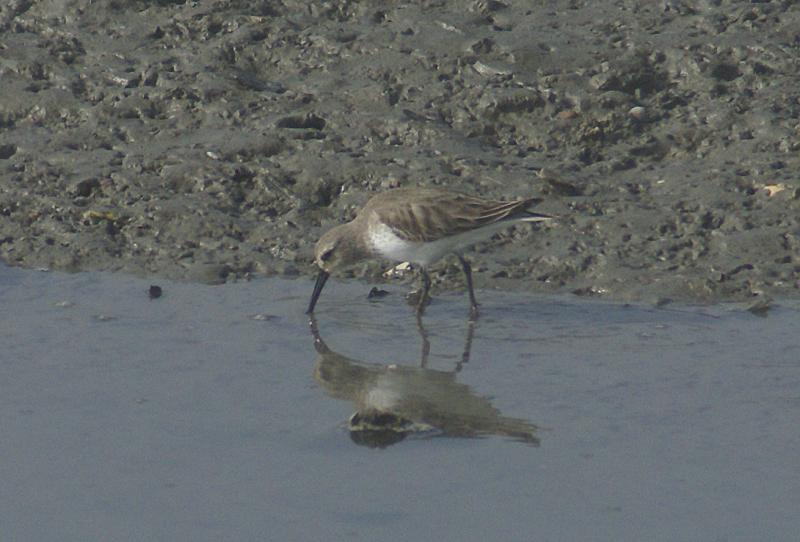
[368,287,390,299]
[251,313,278,321]
[93,314,117,321]
[148,285,163,299]
[628,106,646,120]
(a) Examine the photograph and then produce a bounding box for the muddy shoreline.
[1,1,798,304]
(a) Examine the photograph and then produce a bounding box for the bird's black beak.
[306,269,329,314]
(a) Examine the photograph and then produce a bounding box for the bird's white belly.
[368,222,430,264]
[367,220,510,267]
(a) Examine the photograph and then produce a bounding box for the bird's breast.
[367,221,421,263]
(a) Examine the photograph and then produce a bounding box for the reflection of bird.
[307,188,552,315]
[310,316,539,448]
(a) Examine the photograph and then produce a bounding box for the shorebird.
[306,187,552,315]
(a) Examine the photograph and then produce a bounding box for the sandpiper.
[306,187,552,315]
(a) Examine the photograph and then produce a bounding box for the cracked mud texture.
[1,0,799,304]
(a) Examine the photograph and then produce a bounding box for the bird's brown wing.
[368,191,541,243]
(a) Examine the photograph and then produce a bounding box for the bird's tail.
[520,210,554,222]
[520,198,554,222]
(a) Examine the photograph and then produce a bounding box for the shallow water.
[1,265,799,541]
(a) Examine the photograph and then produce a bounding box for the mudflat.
[1,1,798,303]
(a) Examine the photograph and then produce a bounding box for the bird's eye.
[320,249,333,262]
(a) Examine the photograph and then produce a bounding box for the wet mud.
[1,1,798,303]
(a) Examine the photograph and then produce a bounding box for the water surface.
[1,265,798,541]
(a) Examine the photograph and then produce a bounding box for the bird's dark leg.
[416,267,431,316]
[415,312,431,368]
[458,255,479,317]
[455,316,476,373]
